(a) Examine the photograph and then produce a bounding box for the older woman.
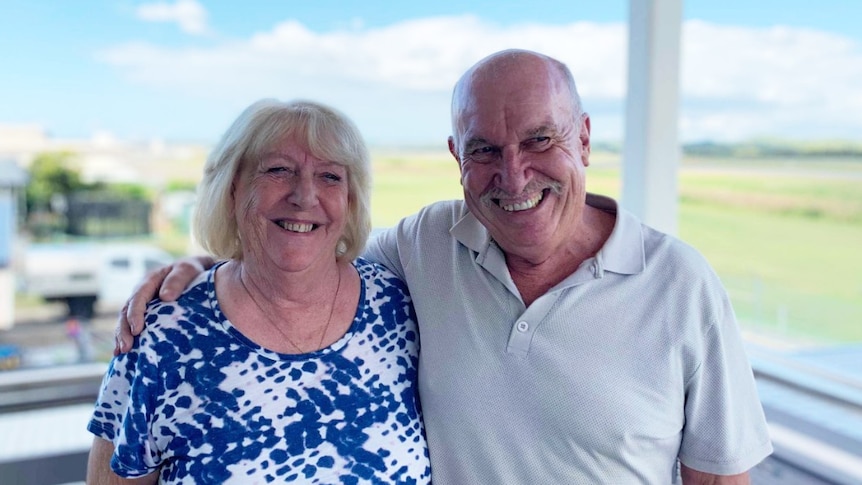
[87,99,430,484]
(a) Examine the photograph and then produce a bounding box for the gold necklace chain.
[240,265,343,354]
[314,266,342,351]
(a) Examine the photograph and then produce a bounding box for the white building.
[0,124,209,188]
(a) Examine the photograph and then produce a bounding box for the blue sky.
[2,0,861,146]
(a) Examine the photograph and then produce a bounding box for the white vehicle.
[21,242,174,318]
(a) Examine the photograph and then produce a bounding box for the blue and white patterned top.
[88,258,430,484]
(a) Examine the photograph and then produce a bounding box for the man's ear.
[448,136,460,164]
[448,136,466,186]
[579,114,592,167]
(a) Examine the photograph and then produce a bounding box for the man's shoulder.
[410,199,467,224]
[388,199,468,242]
[643,225,707,262]
[363,200,467,278]
[640,224,723,286]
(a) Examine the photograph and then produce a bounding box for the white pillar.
[622,0,683,235]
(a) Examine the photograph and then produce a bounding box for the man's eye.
[469,146,497,160]
[521,136,551,151]
[524,137,551,149]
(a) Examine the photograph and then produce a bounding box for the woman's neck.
[214,257,360,354]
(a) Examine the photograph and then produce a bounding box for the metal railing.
[0,362,106,413]
[1,355,861,485]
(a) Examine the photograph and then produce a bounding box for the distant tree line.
[682,140,862,158]
[592,140,862,158]
[25,152,153,239]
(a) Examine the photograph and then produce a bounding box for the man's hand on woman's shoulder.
[114,255,216,354]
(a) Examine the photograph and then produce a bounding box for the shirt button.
[516,321,529,332]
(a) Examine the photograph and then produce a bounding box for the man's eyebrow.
[463,137,493,151]
[523,125,556,138]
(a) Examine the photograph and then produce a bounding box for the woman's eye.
[266,166,293,175]
[322,172,343,182]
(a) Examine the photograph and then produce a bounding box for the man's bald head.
[450,49,583,149]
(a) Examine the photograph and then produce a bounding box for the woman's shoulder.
[354,257,405,283]
[143,267,218,331]
[354,257,410,297]
[350,258,417,335]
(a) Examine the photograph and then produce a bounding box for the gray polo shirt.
[364,194,772,484]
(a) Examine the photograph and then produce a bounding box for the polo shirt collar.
[449,209,488,254]
[586,193,645,275]
[449,193,645,276]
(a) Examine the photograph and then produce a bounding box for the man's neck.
[506,206,615,306]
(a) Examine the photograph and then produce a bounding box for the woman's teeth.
[278,221,314,232]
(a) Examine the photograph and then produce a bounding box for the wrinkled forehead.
[454,69,575,142]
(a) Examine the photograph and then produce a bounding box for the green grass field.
[369,150,862,344]
[369,150,464,227]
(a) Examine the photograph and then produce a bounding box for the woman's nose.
[287,173,317,208]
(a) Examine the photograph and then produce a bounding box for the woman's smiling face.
[233,135,349,274]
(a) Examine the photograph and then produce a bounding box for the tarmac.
[0,302,119,370]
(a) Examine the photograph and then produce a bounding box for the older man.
[119,49,772,483]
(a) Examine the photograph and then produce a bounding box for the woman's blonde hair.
[192,99,371,262]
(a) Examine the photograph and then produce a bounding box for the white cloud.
[96,15,627,144]
[680,20,862,141]
[135,0,209,36]
[97,15,862,143]
[101,15,625,96]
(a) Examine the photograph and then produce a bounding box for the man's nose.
[497,147,529,194]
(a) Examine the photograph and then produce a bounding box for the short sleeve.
[87,335,163,477]
[678,293,773,474]
[364,224,408,280]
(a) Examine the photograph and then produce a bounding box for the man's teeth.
[500,193,543,212]
[280,222,314,233]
